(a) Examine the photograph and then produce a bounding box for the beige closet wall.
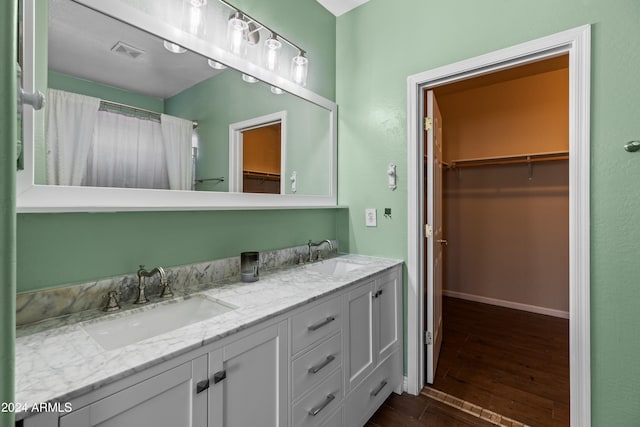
[439,60,569,314]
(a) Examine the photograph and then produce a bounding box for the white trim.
[442,290,570,319]
[228,111,287,194]
[406,25,591,427]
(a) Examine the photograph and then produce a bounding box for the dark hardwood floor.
[366,297,569,427]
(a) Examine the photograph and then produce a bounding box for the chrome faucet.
[135,265,172,304]
[307,240,333,262]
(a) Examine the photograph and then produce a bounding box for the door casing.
[406,25,591,426]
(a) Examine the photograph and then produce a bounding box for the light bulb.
[291,54,308,87]
[242,74,258,83]
[226,13,249,56]
[263,36,282,72]
[163,41,186,53]
[189,0,207,6]
[270,86,283,95]
[207,59,227,70]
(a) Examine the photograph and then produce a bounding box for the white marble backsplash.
[16,241,337,326]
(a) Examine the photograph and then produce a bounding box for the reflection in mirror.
[40,0,332,196]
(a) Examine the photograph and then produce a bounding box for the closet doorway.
[406,25,591,427]
[424,55,570,425]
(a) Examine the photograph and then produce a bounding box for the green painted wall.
[0,1,17,425]
[166,70,331,195]
[336,0,640,424]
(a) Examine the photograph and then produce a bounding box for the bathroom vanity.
[16,255,403,427]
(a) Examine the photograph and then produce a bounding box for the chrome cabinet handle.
[213,370,226,384]
[372,290,383,299]
[308,393,335,416]
[370,380,388,397]
[308,355,335,374]
[308,316,335,332]
[196,379,209,394]
[437,239,448,246]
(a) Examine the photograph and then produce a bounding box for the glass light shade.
[186,2,206,36]
[163,40,186,53]
[242,74,258,83]
[207,59,227,70]
[189,0,207,6]
[263,37,282,71]
[270,86,283,95]
[291,54,308,87]
[226,14,249,56]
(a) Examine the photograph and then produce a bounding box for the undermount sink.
[305,259,363,275]
[82,295,235,351]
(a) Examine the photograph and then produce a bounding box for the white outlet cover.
[365,208,377,227]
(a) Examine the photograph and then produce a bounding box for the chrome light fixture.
[226,11,249,56]
[163,40,186,53]
[291,51,308,87]
[270,86,283,95]
[263,33,282,72]
[207,59,227,70]
[241,73,258,83]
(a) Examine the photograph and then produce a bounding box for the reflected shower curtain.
[160,114,193,191]
[86,111,169,189]
[46,89,100,185]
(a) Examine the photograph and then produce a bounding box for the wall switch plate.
[365,208,377,227]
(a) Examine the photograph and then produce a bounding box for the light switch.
[365,208,377,227]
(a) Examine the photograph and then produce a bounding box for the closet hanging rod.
[195,177,225,183]
[446,151,569,168]
[99,99,198,128]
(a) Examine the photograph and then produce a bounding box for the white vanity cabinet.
[208,321,288,427]
[20,263,402,427]
[344,268,402,426]
[58,355,208,427]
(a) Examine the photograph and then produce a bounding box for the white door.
[425,90,444,384]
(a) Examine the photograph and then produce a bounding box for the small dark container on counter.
[241,252,259,282]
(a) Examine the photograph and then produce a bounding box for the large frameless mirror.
[17,0,336,211]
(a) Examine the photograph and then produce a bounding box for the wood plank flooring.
[365,297,569,427]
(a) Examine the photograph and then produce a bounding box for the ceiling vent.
[111,41,145,59]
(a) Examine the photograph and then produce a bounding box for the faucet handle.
[103,290,121,312]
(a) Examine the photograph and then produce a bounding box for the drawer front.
[345,350,401,427]
[292,296,342,354]
[319,408,342,427]
[292,333,342,398]
[292,369,343,427]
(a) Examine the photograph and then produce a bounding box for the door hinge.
[425,331,432,345]
[424,117,433,131]
[424,224,433,238]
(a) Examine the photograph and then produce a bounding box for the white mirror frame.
[17,0,337,212]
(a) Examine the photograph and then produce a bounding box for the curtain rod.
[99,99,198,128]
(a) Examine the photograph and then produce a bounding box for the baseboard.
[443,290,569,319]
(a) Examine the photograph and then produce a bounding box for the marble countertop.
[15,254,402,420]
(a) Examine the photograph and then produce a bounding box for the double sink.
[81,258,362,351]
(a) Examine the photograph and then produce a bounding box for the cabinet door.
[60,356,208,427]
[375,270,400,362]
[209,321,288,427]
[345,280,375,391]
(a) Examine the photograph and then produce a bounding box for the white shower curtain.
[85,111,169,189]
[161,114,194,190]
[46,89,100,185]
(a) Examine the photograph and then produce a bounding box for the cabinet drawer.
[319,408,342,427]
[292,369,343,427]
[292,296,342,354]
[292,333,342,398]
[344,350,401,427]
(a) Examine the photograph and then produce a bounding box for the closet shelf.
[445,151,568,168]
[243,170,281,181]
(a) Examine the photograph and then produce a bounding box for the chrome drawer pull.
[308,355,335,374]
[309,393,335,416]
[308,316,335,332]
[370,380,388,397]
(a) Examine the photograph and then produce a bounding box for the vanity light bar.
[216,0,306,57]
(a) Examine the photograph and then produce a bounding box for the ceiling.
[316,0,370,16]
[48,0,222,99]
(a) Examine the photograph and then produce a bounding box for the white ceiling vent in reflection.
[111,41,146,59]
